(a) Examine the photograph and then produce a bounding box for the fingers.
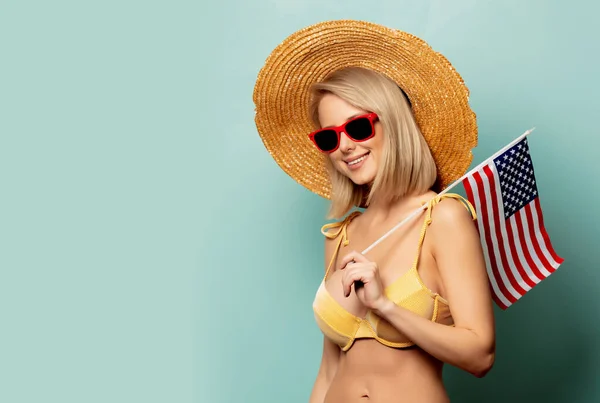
[342,265,372,297]
[339,250,370,269]
[342,269,360,297]
[339,252,379,298]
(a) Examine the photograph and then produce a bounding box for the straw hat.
[252,19,478,200]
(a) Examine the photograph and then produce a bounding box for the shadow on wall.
[443,269,592,403]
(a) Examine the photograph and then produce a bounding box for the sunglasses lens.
[345,117,374,140]
[313,129,338,152]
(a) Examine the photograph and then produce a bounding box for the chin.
[351,176,375,186]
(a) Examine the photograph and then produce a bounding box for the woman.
[253,20,496,403]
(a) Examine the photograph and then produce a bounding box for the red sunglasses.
[308,112,379,153]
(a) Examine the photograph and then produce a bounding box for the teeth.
[348,154,368,165]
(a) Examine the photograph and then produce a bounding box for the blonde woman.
[253,20,496,403]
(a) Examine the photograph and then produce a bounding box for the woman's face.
[317,93,384,185]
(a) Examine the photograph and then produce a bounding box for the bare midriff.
[324,339,449,403]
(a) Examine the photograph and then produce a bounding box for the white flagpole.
[360,127,536,255]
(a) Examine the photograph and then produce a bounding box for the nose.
[338,131,355,153]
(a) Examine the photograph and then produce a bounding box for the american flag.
[462,136,564,310]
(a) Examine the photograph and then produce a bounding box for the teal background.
[1,1,598,402]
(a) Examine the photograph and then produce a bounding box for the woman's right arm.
[309,337,340,403]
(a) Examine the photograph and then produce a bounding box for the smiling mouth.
[346,152,370,166]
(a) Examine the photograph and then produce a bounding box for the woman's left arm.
[375,198,496,378]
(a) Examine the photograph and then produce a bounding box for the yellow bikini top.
[312,193,477,351]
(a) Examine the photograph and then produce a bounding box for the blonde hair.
[308,67,438,219]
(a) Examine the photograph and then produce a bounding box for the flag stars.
[493,138,539,219]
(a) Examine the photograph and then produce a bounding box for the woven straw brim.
[253,19,477,200]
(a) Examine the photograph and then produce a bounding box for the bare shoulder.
[426,194,486,280]
[425,195,479,250]
[429,195,477,233]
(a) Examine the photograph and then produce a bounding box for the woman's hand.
[339,251,391,312]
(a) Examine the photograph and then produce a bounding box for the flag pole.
[360,127,536,255]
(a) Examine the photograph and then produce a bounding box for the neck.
[362,188,434,225]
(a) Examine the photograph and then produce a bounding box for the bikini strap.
[320,211,362,280]
[411,193,477,270]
